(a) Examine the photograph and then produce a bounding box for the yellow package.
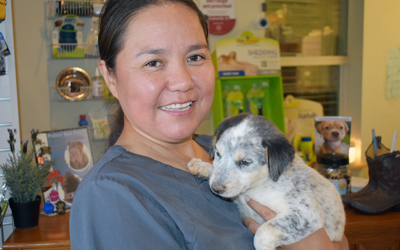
[0,0,6,21]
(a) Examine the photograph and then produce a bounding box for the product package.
[89,109,110,140]
[314,116,352,157]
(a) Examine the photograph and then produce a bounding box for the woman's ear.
[98,60,118,99]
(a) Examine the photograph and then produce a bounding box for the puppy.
[68,141,89,170]
[218,51,238,65]
[186,114,345,250]
[316,120,349,155]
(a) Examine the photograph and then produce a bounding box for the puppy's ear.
[262,137,295,182]
[316,121,325,134]
[209,136,217,158]
[210,114,249,158]
[343,121,349,133]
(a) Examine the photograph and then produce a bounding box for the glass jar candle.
[317,153,350,195]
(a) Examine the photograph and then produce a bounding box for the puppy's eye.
[340,126,343,129]
[215,151,220,158]
[325,126,329,130]
[238,159,251,168]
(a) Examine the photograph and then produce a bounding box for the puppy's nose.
[332,132,339,137]
[211,183,226,194]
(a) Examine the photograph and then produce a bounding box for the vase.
[9,195,41,228]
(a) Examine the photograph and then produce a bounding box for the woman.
[70,0,348,249]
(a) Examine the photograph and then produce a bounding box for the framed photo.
[35,127,94,211]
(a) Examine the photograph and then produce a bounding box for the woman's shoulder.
[193,134,213,151]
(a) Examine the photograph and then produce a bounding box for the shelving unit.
[45,1,104,59]
[44,1,109,163]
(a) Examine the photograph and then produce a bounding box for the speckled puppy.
[186,113,345,250]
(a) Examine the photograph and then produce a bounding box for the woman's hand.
[242,196,349,250]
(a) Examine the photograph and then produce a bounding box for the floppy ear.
[316,121,325,134]
[262,137,295,182]
[210,114,249,158]
[343,121,349,133]
[209,136,217,158]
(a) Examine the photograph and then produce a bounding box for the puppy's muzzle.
[332,131,339,137]
[211,183,226,195]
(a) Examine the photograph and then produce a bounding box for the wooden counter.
[2,212,70,249]
[344,205,400,250]
[2,206,400,249]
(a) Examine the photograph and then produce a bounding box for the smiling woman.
[69,1,348,249]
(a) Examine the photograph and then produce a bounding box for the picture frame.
[34,127,94,212]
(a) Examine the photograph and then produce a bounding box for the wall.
[361,0,400,154]
[12,0,51,142]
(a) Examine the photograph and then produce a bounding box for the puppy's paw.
[253,224,278,250]
[186,158,213,179]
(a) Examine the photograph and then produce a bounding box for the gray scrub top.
[70,135,255,250]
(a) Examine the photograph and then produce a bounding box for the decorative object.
[56,67,92,101]
[342,133,400,214]
[0,129,54,228]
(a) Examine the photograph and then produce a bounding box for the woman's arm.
[242,197,349,250]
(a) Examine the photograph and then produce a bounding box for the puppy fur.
[316,120,349,155]
[187,113,345,250]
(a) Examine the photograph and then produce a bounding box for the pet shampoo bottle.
[226,85,244,117]
[91,67,104,99]
[221,85,231,118]
[246,83,265,115]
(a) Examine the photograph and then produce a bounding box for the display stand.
[211,32,285,134]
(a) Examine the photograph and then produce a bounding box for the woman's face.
[106,3,215,143]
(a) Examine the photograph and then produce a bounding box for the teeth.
[161,101,192,111]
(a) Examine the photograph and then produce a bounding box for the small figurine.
[56,201,66,215]
[43,200,55,214]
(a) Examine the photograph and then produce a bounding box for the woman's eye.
[188,55,204,62]
[146,61,162,67]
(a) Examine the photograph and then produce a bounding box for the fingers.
[245,195,277,221]
[242,217,260,234]
[243,195,277,235]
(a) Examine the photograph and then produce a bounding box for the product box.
[314,116,352,157]
[215,31,281,77]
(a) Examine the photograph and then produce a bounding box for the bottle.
[52,20,61,52]
[226,85,244,117]
[317,153,350,195]
[91,67,104,99]
[300,136,313,164]
[221,85,231,118]
[86,17,99,58]
[246,83,265,115]
[79,115,88,126]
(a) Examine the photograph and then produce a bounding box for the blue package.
[0,31,10,56]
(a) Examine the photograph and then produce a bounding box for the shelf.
[49,43,99,59]
[280,56,349,67]
[46,1,105,19]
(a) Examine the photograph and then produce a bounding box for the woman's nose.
[166,62,194,92]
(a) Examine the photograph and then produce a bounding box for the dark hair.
[99,0,209,147]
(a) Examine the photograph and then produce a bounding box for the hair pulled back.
[99,0,209,147]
